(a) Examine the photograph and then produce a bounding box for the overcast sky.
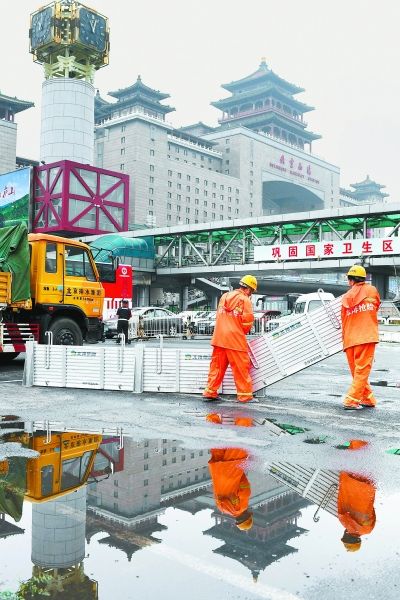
[3,0,400,198]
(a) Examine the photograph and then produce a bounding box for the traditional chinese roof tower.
[211,59,321,151]
[349,175,389,204]
[95,76,175,125]
[0,92,34,174]
[0,93,34,122]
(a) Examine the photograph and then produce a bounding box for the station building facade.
[94,60,341,228]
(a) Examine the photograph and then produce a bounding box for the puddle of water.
[0,418,399,599]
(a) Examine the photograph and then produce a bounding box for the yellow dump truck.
[0,223,104,359]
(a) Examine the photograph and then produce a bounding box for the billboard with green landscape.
[0,167,32,228]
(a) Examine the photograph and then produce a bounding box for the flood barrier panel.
[25,293,343,395]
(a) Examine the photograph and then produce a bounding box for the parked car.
[104,307,185,340]
[130,307,184,338]
[194,312,217,335]
[104,316,118,339]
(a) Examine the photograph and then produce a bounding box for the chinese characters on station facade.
[269,154,320,185]
[254,238,399,262]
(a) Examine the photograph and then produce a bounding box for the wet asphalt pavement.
[0,341,399,599]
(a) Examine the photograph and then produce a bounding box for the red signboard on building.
[254,237,400,262]
[32,160,129,235]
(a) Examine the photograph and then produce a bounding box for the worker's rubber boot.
[360,393,377,408]
[343,403,362,410]
[203,396,223,403]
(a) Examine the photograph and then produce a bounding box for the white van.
[267,291,335,331]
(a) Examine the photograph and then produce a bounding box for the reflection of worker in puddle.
[337,440,376,552]
[208,448,253,531]
[206,413,254,427]
[207,414,253,530]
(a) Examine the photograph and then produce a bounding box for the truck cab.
[27,233,105,344]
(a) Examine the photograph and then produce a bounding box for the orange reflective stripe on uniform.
[344,343,376,405]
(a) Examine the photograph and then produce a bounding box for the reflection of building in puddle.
[87,438,212,559]
[202,472,309,581]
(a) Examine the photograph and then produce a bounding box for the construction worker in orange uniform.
[208,447,253,531]
[337,441,376,552]
[341,265,380,410]
[203,275,257,403]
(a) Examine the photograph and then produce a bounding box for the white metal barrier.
[25,292,343,396]
[24,340,143,392]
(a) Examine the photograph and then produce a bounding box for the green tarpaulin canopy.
[0,457,28,522]
[0,222,31,302]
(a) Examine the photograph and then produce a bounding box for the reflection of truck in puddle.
[0,423,123,508]
[1,430,102,505]
[0,424,123,599]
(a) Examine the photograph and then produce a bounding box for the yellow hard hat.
[347,265,366,278]
[240,275,258,291]
[342,531,361,552]
[342,541,361,552]
[236,512,254,531]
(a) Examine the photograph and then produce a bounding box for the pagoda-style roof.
[350,174,388,194]
[109,75,171,101]
[221,59,304,95]
[212,82,314,113]
[211,60,320,145]
[0,517,25,539]
[0,92,34,114]
[95,76,175,124]
[221,111,321,142]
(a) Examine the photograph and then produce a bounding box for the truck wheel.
[0,352,20,362]
[49,318,83,346]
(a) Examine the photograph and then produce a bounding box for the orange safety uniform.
[341,282,380,408]
[206,413,254,427]
[208,448,251,518]
[337,471,376,537]
[203,289,254,402]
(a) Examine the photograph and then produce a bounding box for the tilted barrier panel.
[269,463,339,517]
[245,295,343,392]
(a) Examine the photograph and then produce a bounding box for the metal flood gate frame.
[25,291,343,395]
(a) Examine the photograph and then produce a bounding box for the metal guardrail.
[104,311,282,340]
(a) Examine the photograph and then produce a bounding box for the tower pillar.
[40,78,95,164]
[31,487,87,568]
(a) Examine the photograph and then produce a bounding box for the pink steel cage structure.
[32,160,129,235]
